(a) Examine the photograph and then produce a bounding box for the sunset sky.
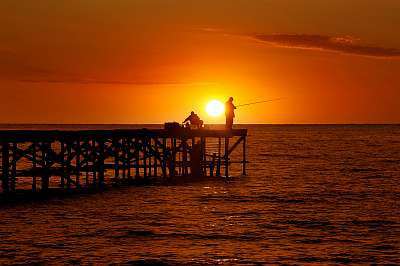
[0,0,399,124]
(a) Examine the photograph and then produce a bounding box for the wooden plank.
[0,129,247,142]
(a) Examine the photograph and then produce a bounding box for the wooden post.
[182,139,188,176]
[32,142,37,191]
[11,142,17,193]
[60,141,65,188]
[171,138,176,177]
[85,140,89,186]
[224,137,229,177]
[190,139,202,177]
[148,138,152,177]
[98,138,105,187]
[135,138,140,178]
[76,140,80,188]
[216,138,221,177]
[42,142,49,192]
[92,139,97,187]
[143,139,147,179]
[121,138,126,180]
[113,138,118,183]
[162,138,167,178]
[177,140,182,176]
[210,153,216,177]
[66,142,71,189]
[201,137,206,176]
[242,136,246,176]
[191,137,195,176]
[218,137,221,158]
[2,142,9,194]
[153,138,158,177]
[127,139,131,179]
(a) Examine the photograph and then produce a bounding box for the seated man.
[183,111,204,129]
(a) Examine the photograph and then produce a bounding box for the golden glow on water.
[0,125,399,264]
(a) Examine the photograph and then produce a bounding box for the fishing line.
[236,98,285,108]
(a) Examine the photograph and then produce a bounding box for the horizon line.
[0,123,399,126]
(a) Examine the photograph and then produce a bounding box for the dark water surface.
[0,125,399,265]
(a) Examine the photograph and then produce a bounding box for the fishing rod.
[236,98,284,108]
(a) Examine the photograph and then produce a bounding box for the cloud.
[0,60,190,86]
[0,46,214,86]
[248,34,400,58]
[0,55,200,86]
[17,76,216,87]
[18,77,185,86]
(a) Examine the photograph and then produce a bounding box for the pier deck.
[0,128,247,197]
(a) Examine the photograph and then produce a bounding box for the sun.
[206,100,224,117]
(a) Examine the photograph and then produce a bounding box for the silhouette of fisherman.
[225,97,236,130]
[183,111,203,129]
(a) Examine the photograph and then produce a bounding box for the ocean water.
[0,125,399,265]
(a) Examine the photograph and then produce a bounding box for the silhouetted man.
[225,97,236,130]
[183,111,203,129]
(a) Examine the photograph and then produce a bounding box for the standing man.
[225,97,236,130]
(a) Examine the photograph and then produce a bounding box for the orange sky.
[0,0,399,124]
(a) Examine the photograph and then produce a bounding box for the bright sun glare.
[206,100,224,117]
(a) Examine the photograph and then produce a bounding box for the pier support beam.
[41,142,49,192]
[2,142,9,194]
[0,128,247,197]
[98,139,105,187]
[225,137,229,177]
[243,136,246,176]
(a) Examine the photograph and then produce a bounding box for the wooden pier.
[0,128,247,197]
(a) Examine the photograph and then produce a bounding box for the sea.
[0,124,399,265]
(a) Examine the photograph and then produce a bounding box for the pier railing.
[0,129,247,196]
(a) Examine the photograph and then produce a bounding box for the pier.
[0,128,247,198]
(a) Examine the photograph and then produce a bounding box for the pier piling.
[0,128,247,198]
